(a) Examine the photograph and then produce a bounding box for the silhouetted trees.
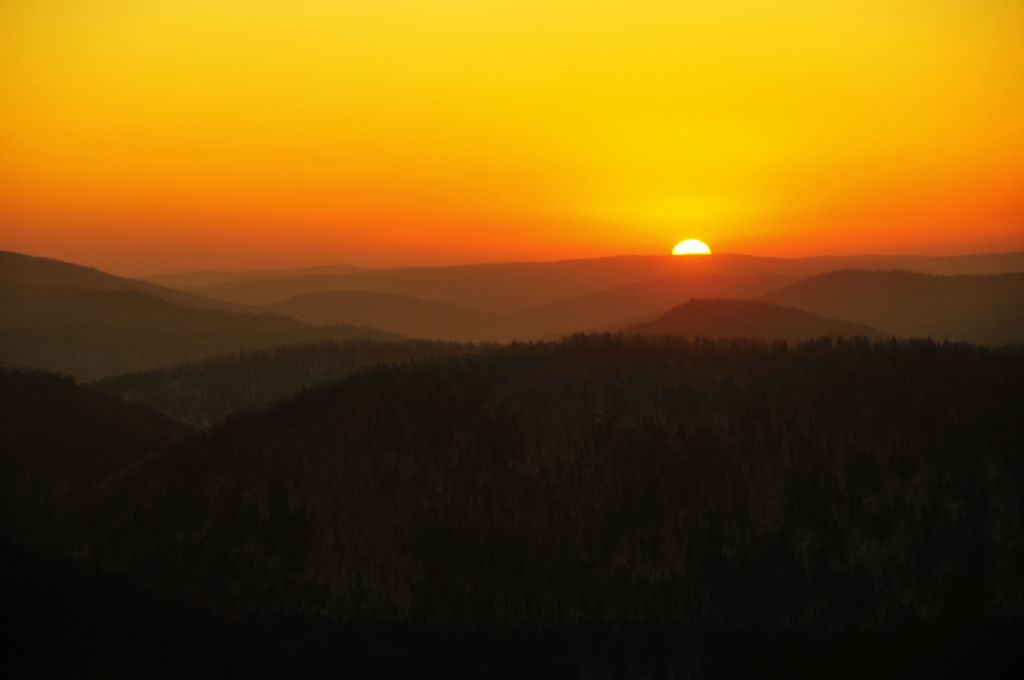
[50,336,1024,632]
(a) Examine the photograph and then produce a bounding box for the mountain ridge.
[621,298,887,341]
[266,272,793,341]
[0,251,243,312]
[166,252,1024,311]
[0,275,398,380]
[762,269,1024,345]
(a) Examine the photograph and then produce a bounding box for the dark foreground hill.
[763,270,1024,345]
[96,340,470,427]
[52,337,1024,633]
[0,370,189,536]
[8,537,1018,680]
[622,299,886,341]
[0,281,396,380]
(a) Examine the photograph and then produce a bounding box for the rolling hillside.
[47,337,1024,631]
[267,273,793,341]
[0,281,396,380]
[762,270,1024,345]
[621,299,886,341]
[1,251,240,312]
[512,272,794,338]
[96,340,469,427]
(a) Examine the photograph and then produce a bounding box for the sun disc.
[673,239,712,256]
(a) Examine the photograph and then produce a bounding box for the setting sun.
[2,1,1023,273]
[673,239,712,256]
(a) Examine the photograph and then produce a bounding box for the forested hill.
[0,370,189,536]
[95,340,471,427]
[58,336,1024,630]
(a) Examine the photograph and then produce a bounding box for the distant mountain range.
[762,269,1024,345]
[0,252,395,380]
[141,251,1024,345]
[621,299,886,341]
[142,262,363,290]
[193,253,1024,345]
[2,250,1023,384]
[173,254,793,310]
[268,290,504,341]
[267,273,792,341]
[165,252,1024,311]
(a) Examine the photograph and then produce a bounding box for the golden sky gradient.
[2,0,1023,273]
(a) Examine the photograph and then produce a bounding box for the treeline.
[61,336,1024,632]
[95,339,472,426]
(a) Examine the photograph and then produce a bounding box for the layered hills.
[0,253,395,380]
[174,252,1024,311]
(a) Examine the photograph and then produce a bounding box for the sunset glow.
[673,240,712,256]
[2,1,1023,273]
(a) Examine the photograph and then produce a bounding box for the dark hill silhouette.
[0,369,189,536]
[179,252,1024,311]
[266,273,792,341]
[95,340,469,427]
[0,281,397,380]
[762,270,1024,345]
[49,337,1024,632]
[622,299,886,341]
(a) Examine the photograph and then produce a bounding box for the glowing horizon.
[2,1,1023,274]
[673,240,712,256]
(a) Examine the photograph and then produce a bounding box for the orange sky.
[2,0,1023,274]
